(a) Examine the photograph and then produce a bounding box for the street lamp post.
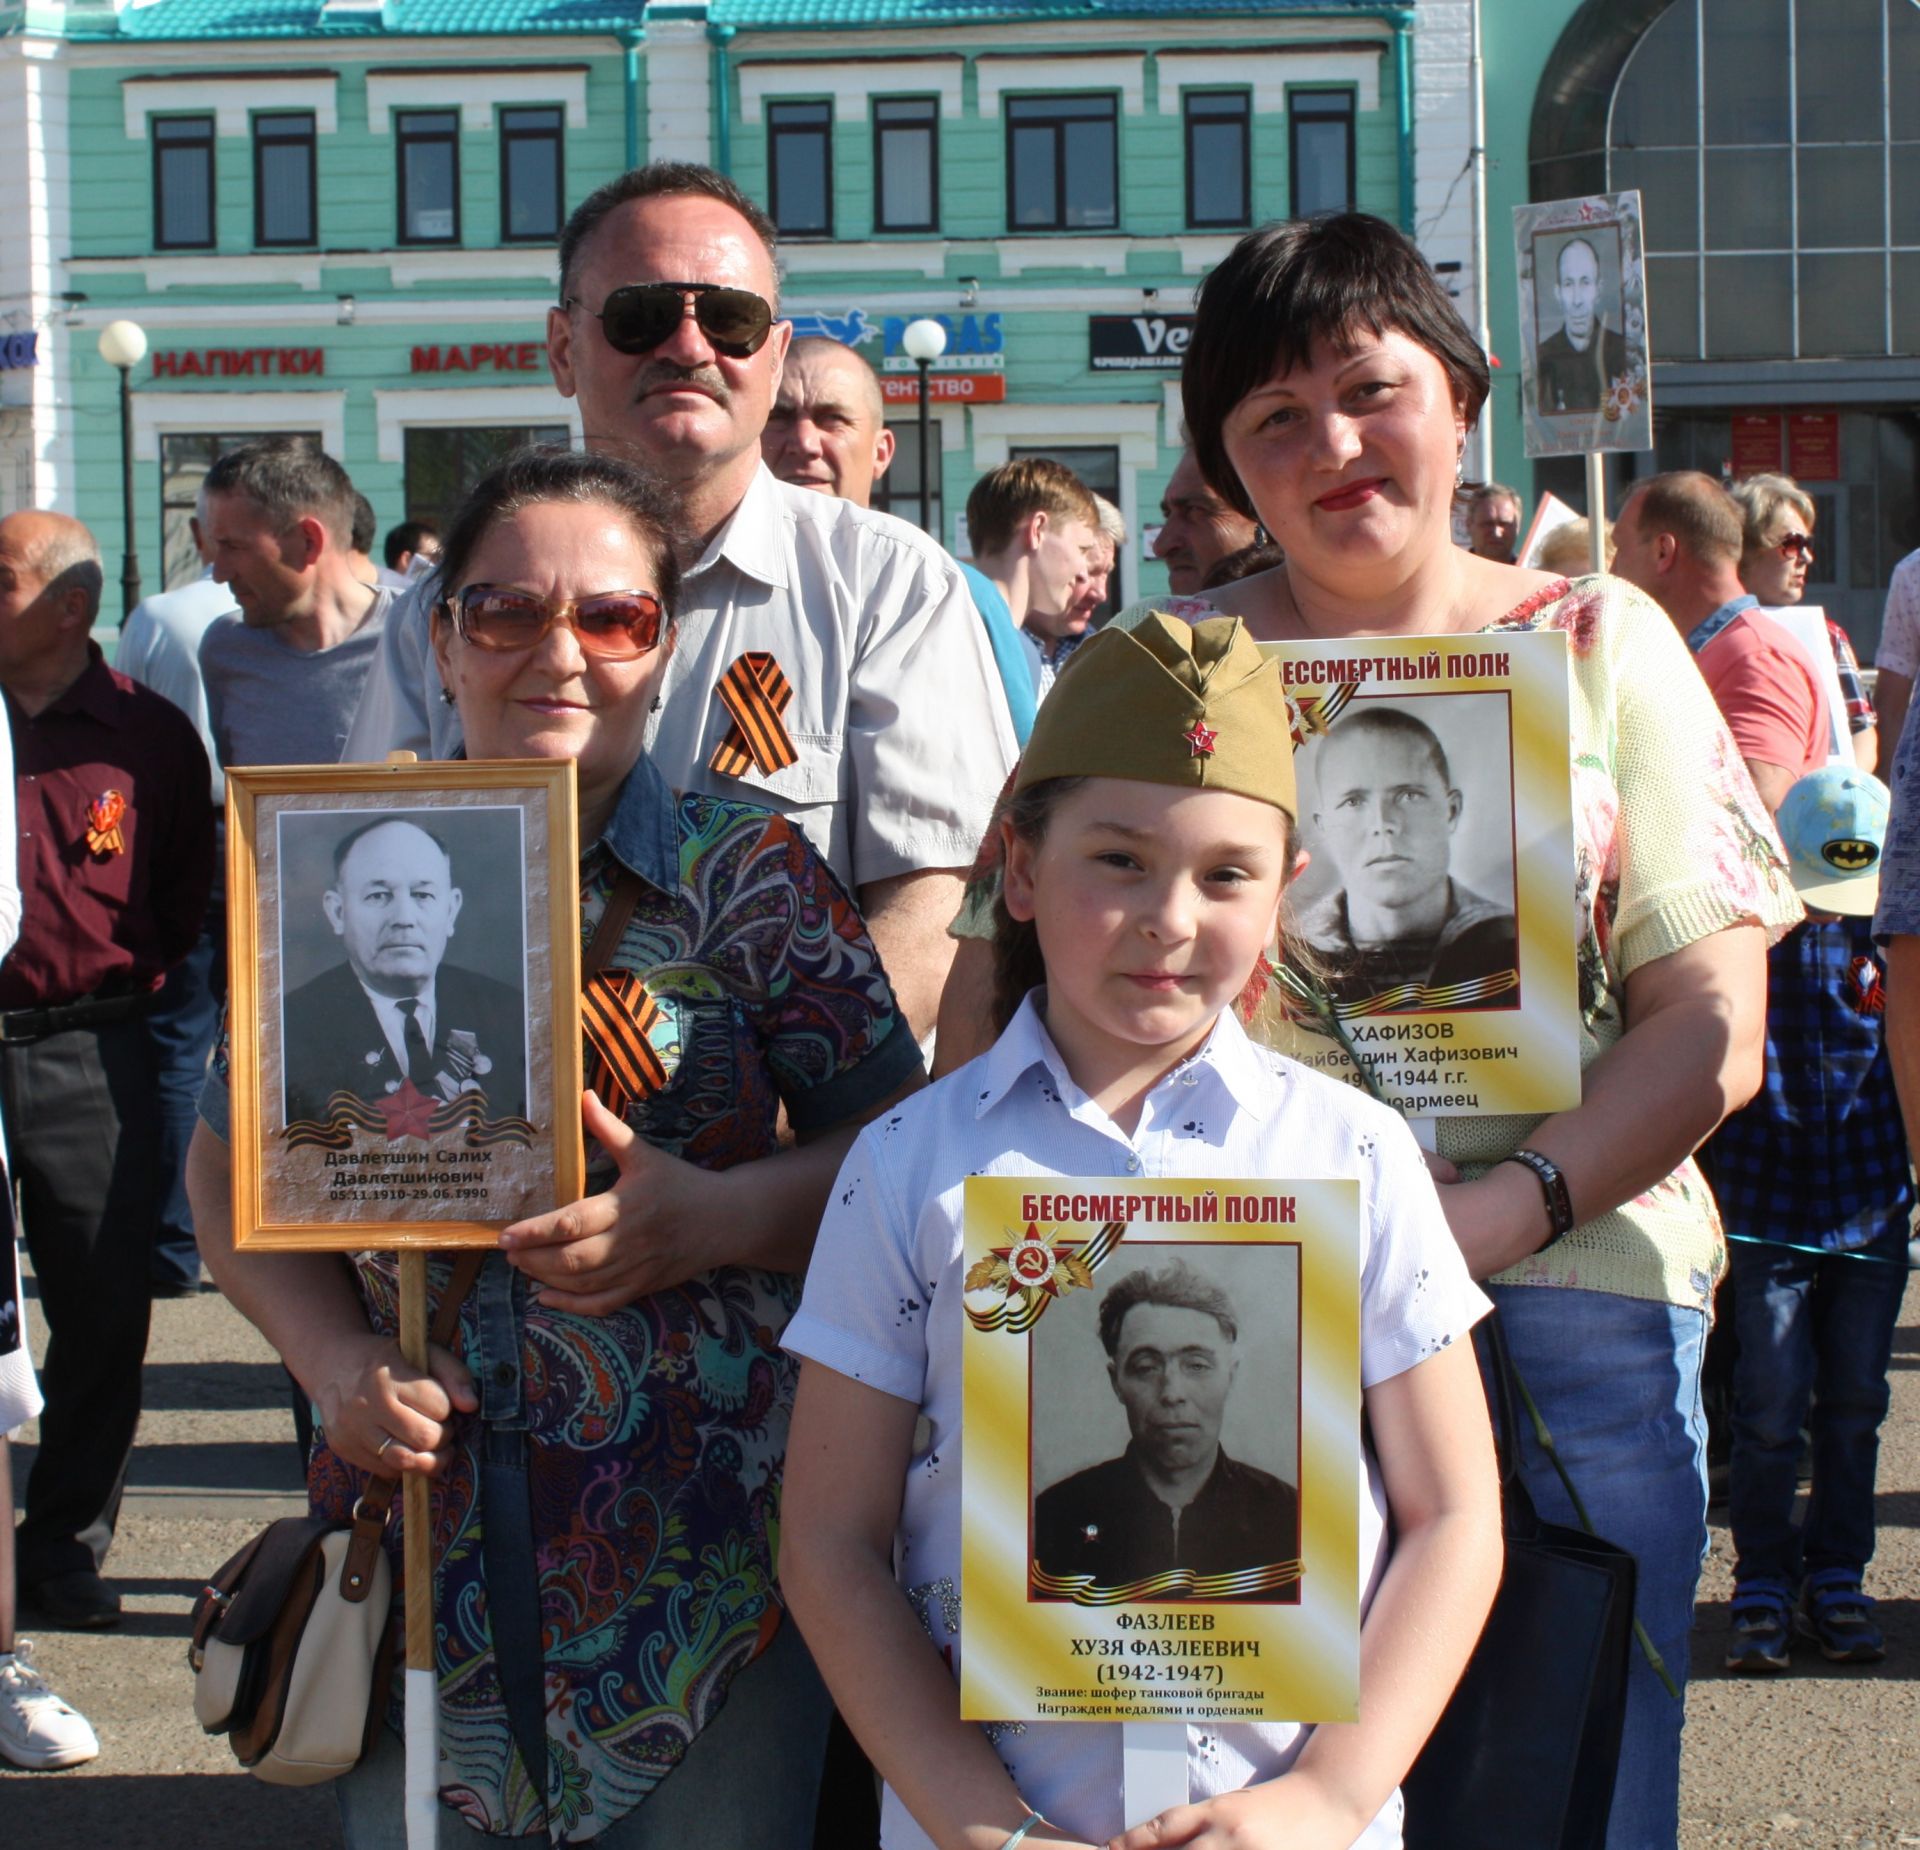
[98,319,148,620]
[900,317,948,538]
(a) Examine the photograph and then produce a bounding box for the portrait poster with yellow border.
[959,1177,1361,1725]
[1253,629,1579,1119]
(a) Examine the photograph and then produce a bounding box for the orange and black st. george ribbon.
[581,970,669,1117]
[709,652,798,779]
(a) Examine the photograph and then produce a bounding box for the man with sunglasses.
[347,163,1016,1048]
[1612,470,1829,815]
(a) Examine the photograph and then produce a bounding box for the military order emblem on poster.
[224,759,582,1249]
[1251,631,1579,1118]
[959,1177,1362,1725]
[1515,190,1652,458]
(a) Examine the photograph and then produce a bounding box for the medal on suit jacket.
[85,789,127,856]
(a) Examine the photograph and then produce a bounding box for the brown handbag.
[188,1252,484,1785]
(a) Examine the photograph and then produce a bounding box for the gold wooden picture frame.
[226,759,582,1250]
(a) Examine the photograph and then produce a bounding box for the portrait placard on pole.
[958,1177,1362,1728]
[225,758,582,1249]
[1516,191,1653,459]
[1251,630,1579,1118]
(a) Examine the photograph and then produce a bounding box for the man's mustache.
[632,361,732,405]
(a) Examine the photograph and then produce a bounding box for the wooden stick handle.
[398,1250,433,1673]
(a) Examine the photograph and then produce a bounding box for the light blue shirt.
[959,561,1037,746]
[114,570,235,804]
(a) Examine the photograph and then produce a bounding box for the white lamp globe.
[900,317,949,364]
[98,320,149,370]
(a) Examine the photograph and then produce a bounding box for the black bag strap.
[1477,1308,1544,1535]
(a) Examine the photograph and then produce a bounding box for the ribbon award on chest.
[709,652,798,778]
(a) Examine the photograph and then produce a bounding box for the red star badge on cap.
[1183,719,1219,757]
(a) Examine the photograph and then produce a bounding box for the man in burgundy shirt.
[0,512,213,1628]
[1612,470,1829,813]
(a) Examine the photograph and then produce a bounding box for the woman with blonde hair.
[1731,472,1873,770]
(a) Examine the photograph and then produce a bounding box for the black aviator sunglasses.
[564,281,775,359]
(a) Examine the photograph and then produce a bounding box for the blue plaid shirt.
[1705,915,1912,1253]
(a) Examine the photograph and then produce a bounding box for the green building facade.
[1474,0,1920,647]
[0,0,1426,613]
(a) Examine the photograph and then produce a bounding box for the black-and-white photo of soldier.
[1296,706,1519,1012]
[1033,1260,1297,1596]
[280,814,527,1125]
[1535,233,1630,415]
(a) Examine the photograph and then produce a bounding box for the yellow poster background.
[1254,628,1578,1118]
[959,1177,1361,1725]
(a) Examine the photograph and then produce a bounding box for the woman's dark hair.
[433,446,682,624]
[990,776,1302,1032]
[1182,213,1492,521]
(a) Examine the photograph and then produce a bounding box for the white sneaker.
[0,1640,100,1769]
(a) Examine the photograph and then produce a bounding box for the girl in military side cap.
[782,615,1501,1850]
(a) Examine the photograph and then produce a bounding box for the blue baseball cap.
[1774,766,1890,917]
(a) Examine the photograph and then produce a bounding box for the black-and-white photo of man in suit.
[281,816,526,1124]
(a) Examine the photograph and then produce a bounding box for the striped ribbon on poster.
[1031,1558,1304,1605]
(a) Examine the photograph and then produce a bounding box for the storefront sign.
[410,342,546,375]
[151,348,325,379]
[1088,313,1194,372]
[1788,411,1840,482]
[1731,413,1783,477]
[0,332,38,372]
[788,308,876,347]
[881,313,1004,374]
[880,373,1007,405]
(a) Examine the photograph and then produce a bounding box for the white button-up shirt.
[787,996,1491,1850]
[343,466,1017,895]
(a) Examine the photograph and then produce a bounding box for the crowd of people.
[0,163,1914,1850]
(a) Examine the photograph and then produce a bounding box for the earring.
[438,687,455,707]
[1254,523,1271,547]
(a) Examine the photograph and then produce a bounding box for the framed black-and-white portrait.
[225,760,581,1249]
[1516,190,1653,457]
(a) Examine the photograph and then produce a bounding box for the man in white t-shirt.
[346,164,1014,1044]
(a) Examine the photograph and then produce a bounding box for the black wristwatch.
[1498,1147,1575,1250]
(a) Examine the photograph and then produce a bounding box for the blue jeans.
[1727,1235,1907,1586]
[145,897,225,1288]
[335,1614,831,1848]
[1486,1284,1708,1850]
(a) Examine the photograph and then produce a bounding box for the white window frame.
[135,390,347,462]
[373,385,582,464]
[738,59,962,125]
[123,76,339,140]
[365,69,588,135]
[1153,50,1380,118]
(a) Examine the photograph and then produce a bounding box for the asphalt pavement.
[6,1266,1920,1847]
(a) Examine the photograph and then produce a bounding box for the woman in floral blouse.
[190,448,923,1846]
[1131,215,1801,1850]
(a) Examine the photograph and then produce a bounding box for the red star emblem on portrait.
[378,1079,437,1143]
[1183,719,1219,757]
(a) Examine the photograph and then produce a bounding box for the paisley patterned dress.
[207,752,921,1840]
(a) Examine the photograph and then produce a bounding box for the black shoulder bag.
[1400,1311,1638,1850]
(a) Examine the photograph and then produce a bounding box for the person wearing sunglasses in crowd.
[1611,470,1830,816]
[191,447,926,1848]
[1731,472,1876,773]
[346,163,1016,1054]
